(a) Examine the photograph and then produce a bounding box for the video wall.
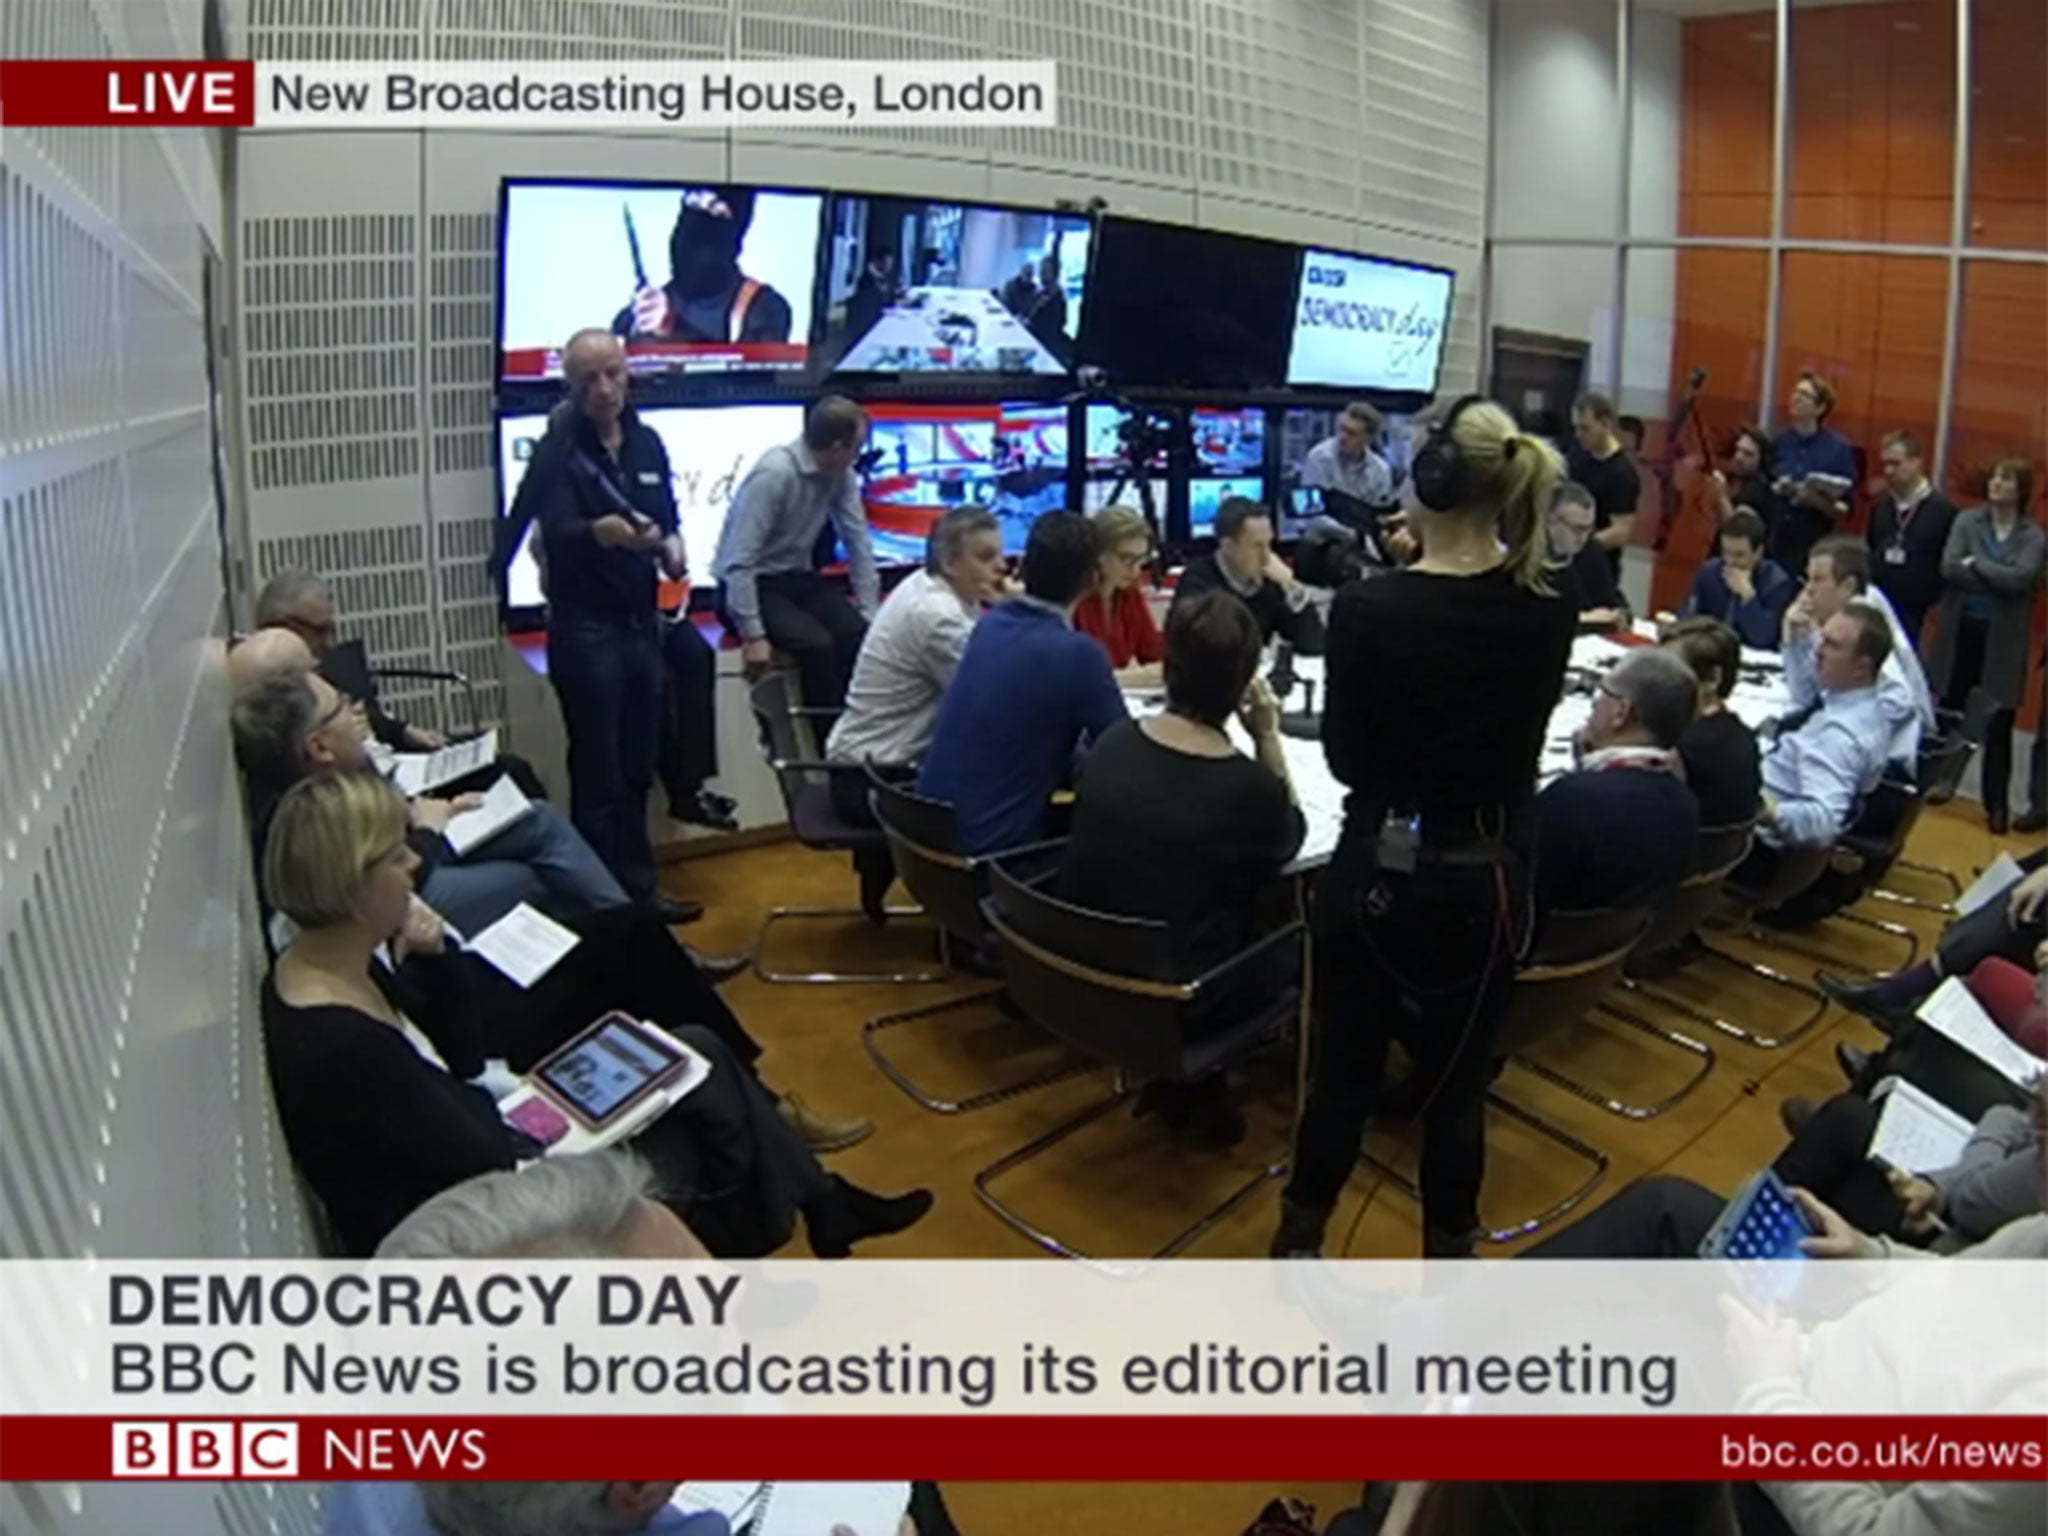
[493,177,1453,618]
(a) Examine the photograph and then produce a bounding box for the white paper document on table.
[466,902,579,988]
[441,774,534,855]
[1915,975,2048,1088]
[1867,1078,1973,1174]
[391,728,498,795]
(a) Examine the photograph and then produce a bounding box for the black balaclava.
[668,186,758,297]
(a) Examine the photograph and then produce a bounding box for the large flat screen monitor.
[1286,248,1454,394]
[859,402,1071,566]
[497,403,803,609]
[1186,406,1269,538]
[499,180,825,381]
[1081,216,1295,390]
[820,195,1091,376]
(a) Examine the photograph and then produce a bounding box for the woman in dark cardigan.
[260,772,930,1257]
[1929,459,2046,833]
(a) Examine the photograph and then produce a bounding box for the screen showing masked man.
[612,187,794,346]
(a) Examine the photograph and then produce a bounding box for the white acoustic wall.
[229,0,1492,771]
[1,1,325,1533]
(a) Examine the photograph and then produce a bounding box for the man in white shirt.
[1782,534,1934,770]
[1301,400,1394,506]
[826,506,1008,826]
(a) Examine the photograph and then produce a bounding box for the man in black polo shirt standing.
[1565,391,1642,592]
[514,329,696,924]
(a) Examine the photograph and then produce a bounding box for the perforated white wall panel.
[230,0,1490,738]
[2,1,323,1533]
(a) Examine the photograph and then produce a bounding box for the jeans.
[463,801,627,913]
[657,617,719,811]
[744,570,868,713]
[1942,614,2016,816]
[419,859,548,936]
[547,617,662,901]
[1284,830,1523,1241]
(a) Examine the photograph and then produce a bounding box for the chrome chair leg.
[1891,856,1962,900]
[1835,910,1922,969]
[1358,1091,1608,1243]
[1478,1093,1609,1243]
[1622,942,1829,1050]
[864,986,1095,1114]
[1865,886,1956,916]
[1514,1004,1716,1121]
[973,1074,1286,1262]
[751,903,948,985]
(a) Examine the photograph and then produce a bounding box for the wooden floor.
[657,804,2032,1529]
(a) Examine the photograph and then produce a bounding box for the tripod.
[1103,452,1163,543]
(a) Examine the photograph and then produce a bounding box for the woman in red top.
[1073,503,1165,684]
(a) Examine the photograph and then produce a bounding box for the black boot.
[1269,1197,1330,1259]
[805,1175,934,1258]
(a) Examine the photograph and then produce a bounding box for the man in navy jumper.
[917,512,1127,855]
[1533,647,1701,918]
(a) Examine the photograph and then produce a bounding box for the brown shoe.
[779,1092,874,1154]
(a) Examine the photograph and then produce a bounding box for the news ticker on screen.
[0,1259,2042,1481]
[0,60,1057,129]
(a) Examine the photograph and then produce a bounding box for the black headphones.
[1409,393,1488,512]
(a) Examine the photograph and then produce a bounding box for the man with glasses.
[231,668,627,937]
[1547,481,1628,631]
[1532,648,1700,917]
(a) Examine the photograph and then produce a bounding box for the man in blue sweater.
[1679,507,1796,650]
[918,512,1127,854]
[1534,648,1701,918]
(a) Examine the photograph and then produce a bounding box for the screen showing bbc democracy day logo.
[1287,250,1451,393]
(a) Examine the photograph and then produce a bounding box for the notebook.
[442,774,536,855]
[391,728,499,795]
[468,902,579,988]
[1867,1078,1973,1175]
[1915,976,2048,1089]
[1956,854,2024,919]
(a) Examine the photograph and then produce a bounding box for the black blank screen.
[1080,217,1296,391]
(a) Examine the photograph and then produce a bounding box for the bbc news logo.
[113,1421,298,1478]
[1305,263,1348,289]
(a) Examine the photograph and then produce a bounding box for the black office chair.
[972,861,1305,1261]
[745,673,944,985]
[1360,907,1639,1244]
[1875,689,2000,910]
[1628,839,1835,1049]
[863,775,1088,1114]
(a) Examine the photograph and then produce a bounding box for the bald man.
[505,330,697,924]
[227,626,315,699]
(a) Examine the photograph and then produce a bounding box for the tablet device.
[1698,1170,1813,1262]
[528,1011,691,1131]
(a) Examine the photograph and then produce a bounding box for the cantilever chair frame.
[971,871,1307,1263]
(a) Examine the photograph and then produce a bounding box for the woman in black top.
[1275,398,1577,1258]
[1663,617,1763,830]
[261,773,930,1257]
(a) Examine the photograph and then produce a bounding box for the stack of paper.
[442,775,535,855]
[467,902,579,988]
[1867,1079,1974,1174]
[391,728,499,795]
[1915,975,2048,1089]
[1956,854,2024,918]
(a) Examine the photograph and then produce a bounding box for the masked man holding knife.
[513,328,698,924]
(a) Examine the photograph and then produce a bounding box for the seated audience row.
[260,772,930,1257]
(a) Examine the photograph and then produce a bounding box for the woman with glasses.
[260,771,932,1257]
[1073,503,1166,688]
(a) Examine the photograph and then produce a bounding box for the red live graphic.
[2,1416,2044,1481]
[0,61,255,126]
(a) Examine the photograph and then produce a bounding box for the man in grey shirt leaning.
[825,506,1008,828]
[712,395,879,712]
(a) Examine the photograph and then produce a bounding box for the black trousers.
[547,617,661,901]
[751,570,867,712]
[657,617,719,812]
[1285,832,1521,1241]
[1770,1094,1906,1238]
[1941,614,2016,815]
[1523,1173,1724,1258]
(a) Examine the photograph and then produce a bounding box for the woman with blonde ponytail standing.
[1274,398,1577,1259]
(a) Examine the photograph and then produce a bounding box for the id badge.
[1883,545,1908,565]
[1377,813,1420,875]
